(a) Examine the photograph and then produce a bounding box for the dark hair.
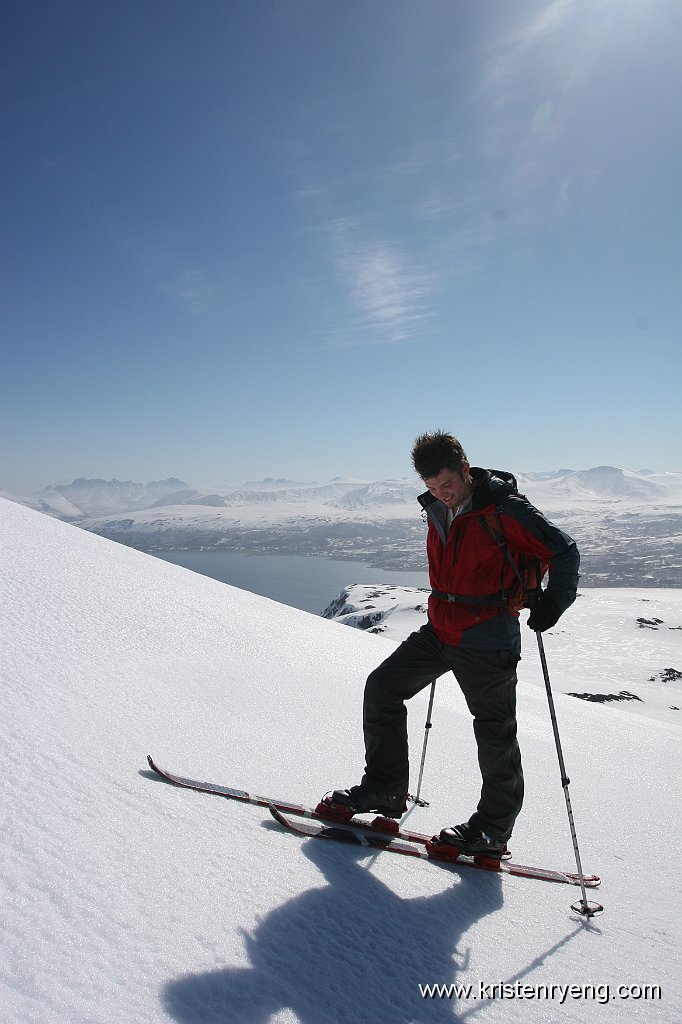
[411,431,468,479]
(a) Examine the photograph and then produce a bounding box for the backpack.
[478,509,548,612]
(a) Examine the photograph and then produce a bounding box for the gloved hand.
[527,593,561,632]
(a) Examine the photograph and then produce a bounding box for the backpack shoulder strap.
[479,508,547,610]
[478,509,524,588]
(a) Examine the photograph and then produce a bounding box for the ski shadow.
[161,823,504,1024]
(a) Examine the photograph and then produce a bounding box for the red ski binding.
[424,838,502,872]
[424,838,462,863]
[370,816,400,833]
[314,797,355,822]
[315,798,403,833]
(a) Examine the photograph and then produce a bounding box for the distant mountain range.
[519,465,679,502]
[2,467,681,587]
[1,477,188,520]
[3,466,680,520]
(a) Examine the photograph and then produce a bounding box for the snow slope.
[1,497,681,1024]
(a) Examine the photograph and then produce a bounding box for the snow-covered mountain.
[323,583,432,640]
[39,477,189,517]
[517,466,679,503]
[2,497,680,1023]
[144,478,421,513]
[335,479,423,509]
[14,467,682,521]
[0,487,84,521]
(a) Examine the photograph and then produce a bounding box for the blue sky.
[2,0,680,494]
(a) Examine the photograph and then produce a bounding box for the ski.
[146,755,436,846]
[268,806,601,888]
[147,756,599,887]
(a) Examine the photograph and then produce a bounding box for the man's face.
[422,464,472,509]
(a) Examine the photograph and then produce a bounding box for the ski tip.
[566,873,601,888]
[268,803,286,825]
[147,754,165,778]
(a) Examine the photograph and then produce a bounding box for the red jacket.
[419,468,579,650]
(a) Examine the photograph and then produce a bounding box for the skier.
[324,430,580,861]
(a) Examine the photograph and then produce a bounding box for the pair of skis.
[147,756,600,889]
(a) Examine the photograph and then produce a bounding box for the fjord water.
[157,550,430,613]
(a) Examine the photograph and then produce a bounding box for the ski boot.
[316,784,408,829]
[425,822,509,870]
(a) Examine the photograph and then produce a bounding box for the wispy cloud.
[280,0,642,344]
[278,131,440,347]
[327,217,435,346]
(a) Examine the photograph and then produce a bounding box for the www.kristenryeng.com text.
[418,981,662,1004]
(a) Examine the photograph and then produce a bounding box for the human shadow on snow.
[161,823,505,1024]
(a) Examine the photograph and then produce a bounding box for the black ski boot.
[317,784,407,820]
[426,821,508,866]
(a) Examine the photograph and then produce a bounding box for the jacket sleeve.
[499,493,580,614]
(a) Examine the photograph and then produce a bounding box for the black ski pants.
[361,624,523,842]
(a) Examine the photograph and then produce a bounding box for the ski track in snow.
[1,497,681,1024]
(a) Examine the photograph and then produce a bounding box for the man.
[323,431,580,860]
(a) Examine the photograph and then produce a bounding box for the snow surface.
[2,497,681,1024]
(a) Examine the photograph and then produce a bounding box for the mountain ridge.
[5,465,682,520]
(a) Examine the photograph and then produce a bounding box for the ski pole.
[535,629,604,917]
[410,680,436,807]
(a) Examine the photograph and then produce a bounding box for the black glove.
[527,593,561,632]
